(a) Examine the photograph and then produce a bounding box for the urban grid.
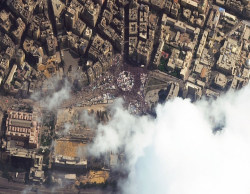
[0,0,249,193]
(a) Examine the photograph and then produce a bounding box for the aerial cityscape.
[0,0,249,193]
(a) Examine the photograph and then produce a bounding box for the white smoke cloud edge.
[31,77,71,110]
[88,84,250,194]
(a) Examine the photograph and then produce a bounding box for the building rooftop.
[54,139,87,159]
[214,73,227,88]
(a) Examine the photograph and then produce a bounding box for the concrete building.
[6,0,37,24]
[11,17,26,44]
[205,89,219,98]
[181,0,198,10]
[129,0,139,22]
[214,73,227,89]
[0,10,12,33]
[51,0,66,33]
[82,1,101,27]
[88,34,113,66]
[127,0,157,64]
[151,0,166,10]
[0,56,10,72]
[46,35,57,56]
[170,2,180,18]
[180,51,193,80]
[216,54,236,75]
[136,40,152,65]
[28,22,41,40]
[15,49,25,66]
[153,40,164,67]
[4,64,17,90]
[196,30,208,58]
[167,49,183,71]
[0,34,14,49]
[207,8,220,30]
[87,67,96,84]
[82,26,92,40]
[72,19,86,36]
[185,81,202,101]
[129,22,138,36]
[78,38,89,55]
[5,46,15,59]
[161,14,200,52]
[65,7,78,29]
[216,38,240,75]
[53,155,87,170]
[181,0,208,14]
[165,82,179,100]
[230,76,246,90]
[103,9,113,24]
[5,110,40,149]
[29,168,45,184]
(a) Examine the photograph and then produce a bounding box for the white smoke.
[89,85,250,194]
[61,122,73,135]
[31,77,71,110]
[80,110,97,129]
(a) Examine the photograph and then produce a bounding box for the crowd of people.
[117,71,135,92]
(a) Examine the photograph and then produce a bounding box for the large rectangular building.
[5,110,39,148]
[52,139,88,171]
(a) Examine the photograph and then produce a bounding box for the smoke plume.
[31,77,71,110]
[61,122,73,135]
[89,85,250,194]
[80,110,98,129]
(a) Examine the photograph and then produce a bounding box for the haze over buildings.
[0,0,249,193]
[90,85,250,194]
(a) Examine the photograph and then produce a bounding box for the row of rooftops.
[54,155,87,166]
[5,110,39,148]
[162,14,200,35]
[128,0,159,65]
[6,0,38,24]
[96,0,125,52]
[151,0,249,98]
[1,137,45,183]
[8,110,33,121]
[0,0,58,93]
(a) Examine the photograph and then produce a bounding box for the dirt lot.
[54,139,87,158]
